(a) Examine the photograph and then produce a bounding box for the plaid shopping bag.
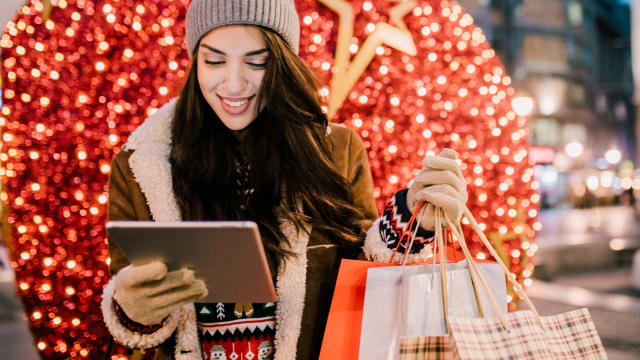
[398,207,607,360]
[448,308,606,360]
[399,335,458,360]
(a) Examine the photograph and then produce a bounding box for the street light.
[600,171,614,188]
[512,96,534,116]
[539,96,558,115]
[564,142,583,158]
[605,149,622,165]
[586,175,599,190]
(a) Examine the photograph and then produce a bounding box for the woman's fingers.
[148,279,209,310]
[407,148,466,230]
[414,186,464,220]
[411,170,466,194]
[437,148,458,160]
[413,184,466,205]
[422,156,464,179]
[140,268,196,296]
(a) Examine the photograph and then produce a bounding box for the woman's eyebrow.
[245,48,268,56]
[200,43,225,55]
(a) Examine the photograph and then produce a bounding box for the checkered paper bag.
[399,335,458,359]
[447,307,605,359]
[399,207,607,360]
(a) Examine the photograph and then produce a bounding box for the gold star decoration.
[319,0,418,118]
[23,0,54,20]
[41,0,54,21]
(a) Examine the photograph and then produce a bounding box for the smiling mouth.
[220,95,254,107]
[223,98,248,107]
[218,95,255,115]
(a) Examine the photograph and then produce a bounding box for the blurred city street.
[532,205,640,360]
[0,0,638,358]
[0,205,639,359]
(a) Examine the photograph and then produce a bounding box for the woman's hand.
[114,261,208,326]
[406,148,468,230]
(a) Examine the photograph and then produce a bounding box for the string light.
[1,0,188,357]
[2,0,537,357]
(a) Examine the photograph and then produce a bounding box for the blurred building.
[461,0,635,208]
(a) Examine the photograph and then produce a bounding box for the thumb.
[119,261,168,287]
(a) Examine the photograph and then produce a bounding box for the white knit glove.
[406,148,468,230]
[114,261,208,326]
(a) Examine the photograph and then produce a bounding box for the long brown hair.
[170,27,364,269]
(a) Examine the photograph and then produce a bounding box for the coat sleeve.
[102,150,182,351]
[340,128,433,264]
[106,151,137,275]
[344,129,379,239]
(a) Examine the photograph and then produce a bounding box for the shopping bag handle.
[435,208,489,331]
[439,211,511,331]
[440,208,543,330]
[433,212,485,319]
[460,207,541,320]
[434,207,450,330]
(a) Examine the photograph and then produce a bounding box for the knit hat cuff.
[185,0,300,57]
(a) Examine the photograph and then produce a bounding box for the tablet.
[106,221,276,303]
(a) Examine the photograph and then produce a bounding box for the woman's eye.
[204,61,224,66]
[248,62,267,69]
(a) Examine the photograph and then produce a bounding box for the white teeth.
[223,98,249,107]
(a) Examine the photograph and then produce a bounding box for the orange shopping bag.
[318,258,392,360]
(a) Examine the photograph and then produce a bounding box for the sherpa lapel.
[122,98,310,359]
[123,98,181,222]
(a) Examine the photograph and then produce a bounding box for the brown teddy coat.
[101,98,412,359]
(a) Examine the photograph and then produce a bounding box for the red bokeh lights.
[1,0,538,358]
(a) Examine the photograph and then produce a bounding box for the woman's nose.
[224,64,247,94]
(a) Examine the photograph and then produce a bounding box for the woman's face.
[197,25,268,131]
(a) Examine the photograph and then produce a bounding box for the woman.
[100,0,468,359]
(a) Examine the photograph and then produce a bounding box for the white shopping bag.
[358,261,507,360]
[401,260,506,337]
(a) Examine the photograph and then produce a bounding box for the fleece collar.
[123,98,309,359]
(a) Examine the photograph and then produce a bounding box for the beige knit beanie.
[185,0,301,56]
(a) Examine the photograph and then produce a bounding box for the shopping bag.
[448,307,606,360]
[317,258,392,360]
[359,202,507,360]
[401,259,506,336]
[319,203,436,360]
[358,261,506,359]
[398,207,607,360]
[318,247,473,360]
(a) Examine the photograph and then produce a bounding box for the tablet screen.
[107,221,277,303]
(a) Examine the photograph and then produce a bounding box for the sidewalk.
[528,267,640,360]
[535,206,640,276]
[0,281,38,359]
[532,206,640,359]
